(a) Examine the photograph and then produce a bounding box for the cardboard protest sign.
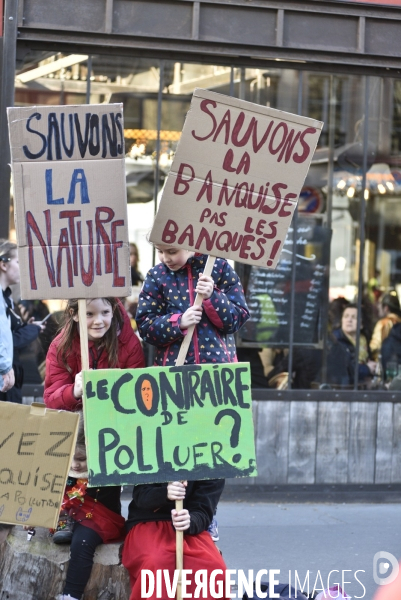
[7,104,130,299]
[0,403,79,528]
[150,89,323,269]
[83,363,256,486]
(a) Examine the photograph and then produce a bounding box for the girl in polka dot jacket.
[136,246,250,366]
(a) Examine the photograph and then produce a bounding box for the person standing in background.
[0,287,14,394]
[0,240,45,403]
[130,242,144,286]
[0,243,16,541]
[370,291,401,360]
[327,304,376,387]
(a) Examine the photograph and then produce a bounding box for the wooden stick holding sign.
[175,255,216,366]
[174,254,216,600]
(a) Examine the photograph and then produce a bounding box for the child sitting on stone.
[55,412,125,600]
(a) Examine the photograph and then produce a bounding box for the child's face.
[156,246,194,271]
[73,298,113,341]
[71,448,87,474]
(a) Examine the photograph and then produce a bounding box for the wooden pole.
[175,255,216,367]
[78,299,90,373]
[174,254,216,600]
[175,498,184,600]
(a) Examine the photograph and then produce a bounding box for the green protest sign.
[83,363,257,486]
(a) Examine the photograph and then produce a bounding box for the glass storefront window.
[235,70,401,391]
[13,52,401,391]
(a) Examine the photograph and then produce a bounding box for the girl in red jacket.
[44,298,145,600]
[44,297,145,410]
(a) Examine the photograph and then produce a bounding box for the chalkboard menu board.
[238,218,331,346]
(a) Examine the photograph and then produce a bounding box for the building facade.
[2,0,401,488]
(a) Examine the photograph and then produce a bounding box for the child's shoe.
[207,517,219,542]
[52,512,75,544]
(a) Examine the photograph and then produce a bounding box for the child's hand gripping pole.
[175,255,216,368]
[78,299,90,374]
[174,256,215,600]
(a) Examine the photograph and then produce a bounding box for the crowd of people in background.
[1,238,400,400]
[324,290,401,388]
[255,288,401,391]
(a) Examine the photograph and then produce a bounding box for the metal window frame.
[237,72,374,394]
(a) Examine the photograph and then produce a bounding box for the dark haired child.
[136,246,249,540]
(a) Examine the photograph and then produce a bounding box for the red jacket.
[44,304,145,411]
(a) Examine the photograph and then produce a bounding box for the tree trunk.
[0,526,131,600]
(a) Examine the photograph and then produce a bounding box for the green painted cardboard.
[83,363,257,486]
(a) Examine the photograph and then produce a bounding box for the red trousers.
[122,521,229,600]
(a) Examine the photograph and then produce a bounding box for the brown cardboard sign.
[150,89,323,269]
[0,403,79,528]
[7,104,130,299]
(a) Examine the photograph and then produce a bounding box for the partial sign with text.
[0,403,79,528]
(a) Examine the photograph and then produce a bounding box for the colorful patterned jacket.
[136,254,250,366]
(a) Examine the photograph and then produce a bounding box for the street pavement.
[122,498,401,600]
